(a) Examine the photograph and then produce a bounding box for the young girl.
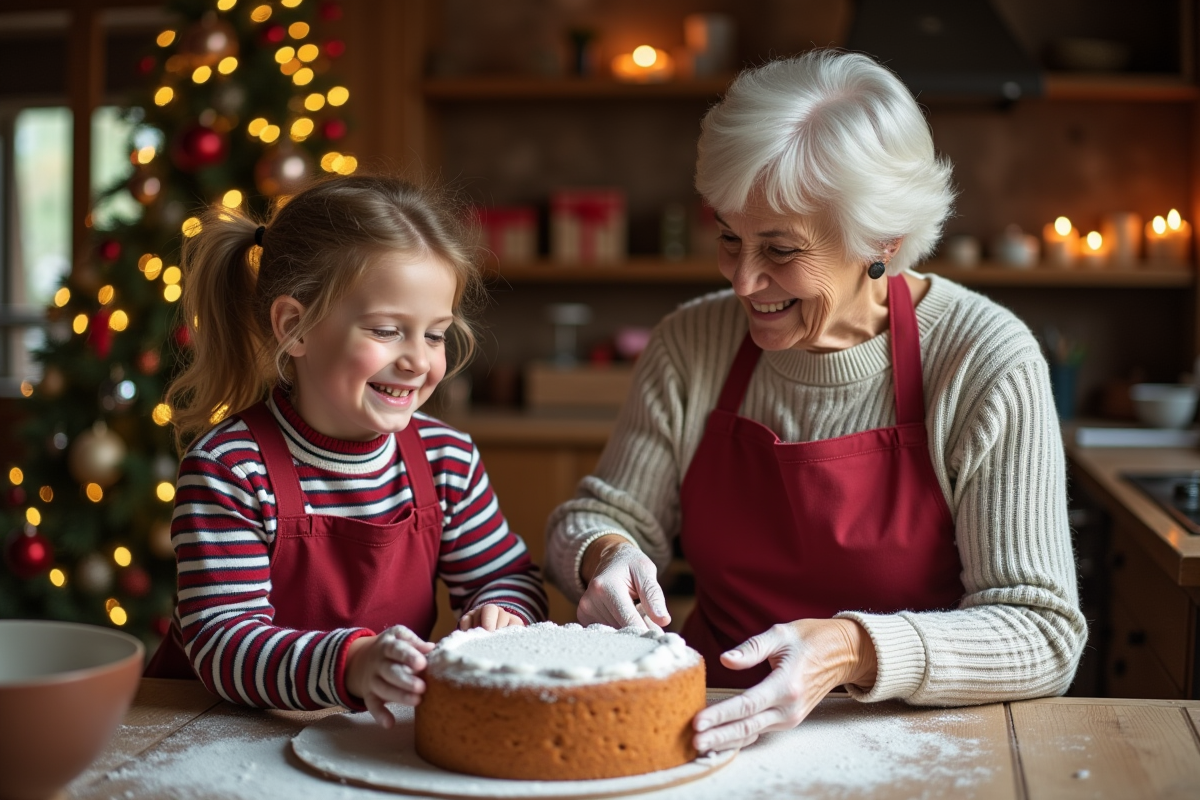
[145,176,548,727]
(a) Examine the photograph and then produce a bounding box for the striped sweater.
[170,389,547,710]
[546,274,1087,706]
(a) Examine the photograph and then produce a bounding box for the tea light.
[612,45,675,83]
[1078,230,1108,269]
[1042,216,1079,268]
[1100,211,1141,269]
[1145,209,1191,266]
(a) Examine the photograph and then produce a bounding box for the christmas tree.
[0,0,355,646]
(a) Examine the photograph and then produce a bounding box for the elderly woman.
[545,50,1086,754]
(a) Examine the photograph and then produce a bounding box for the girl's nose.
[396,343,430,374]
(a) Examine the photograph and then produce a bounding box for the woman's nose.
[728,253,769,296]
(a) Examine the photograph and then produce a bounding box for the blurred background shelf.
[423,76,732,100]
[1042,73,1200,102]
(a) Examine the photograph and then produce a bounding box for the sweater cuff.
[334,627,375,711]
[834,612,927,702]
[568,529,640,600]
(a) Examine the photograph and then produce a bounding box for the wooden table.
[64,679,1200,799]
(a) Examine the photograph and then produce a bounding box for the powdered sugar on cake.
[429,622,699,687]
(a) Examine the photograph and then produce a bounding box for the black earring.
[867,261,886,280]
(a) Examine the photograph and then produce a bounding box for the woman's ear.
[270,296,307,357]
[881,236,905,262]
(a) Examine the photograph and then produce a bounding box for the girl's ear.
[270,296,308,357]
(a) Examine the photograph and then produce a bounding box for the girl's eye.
[371,329,400,340]
[425,332,446,345]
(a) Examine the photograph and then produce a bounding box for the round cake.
[414,622,706,781]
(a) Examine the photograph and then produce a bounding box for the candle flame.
[1085,231,1102,251]
[1152,215,1167,235]
[632,45,658,68]
[1167,209,1182,230]
[1053,216,1072,236]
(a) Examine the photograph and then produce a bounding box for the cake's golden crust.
[414,660,706,781]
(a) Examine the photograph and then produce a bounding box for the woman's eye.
[718,233,739,245]
[768,247,799,258]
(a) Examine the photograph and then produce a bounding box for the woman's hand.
[345,625,435,728]
[458,603,527,631]
[577,534,671,631]
[692,618,878,752]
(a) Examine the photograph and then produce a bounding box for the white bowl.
[1130,383,1199,429]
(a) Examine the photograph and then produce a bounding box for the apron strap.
[716,332,763,414]
[240,402,306,519]
[396,423,439,511]
[887,274,925,426]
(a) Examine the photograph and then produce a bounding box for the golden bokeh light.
[210,404,230,424]
[156,482,176,502]
[152,404,173,426]
[304,92,326,111]
[320,151,343,171]
[217,0,237,9]
[8,467,23,485]
[281,0,303,7]
[113,546,132,567]
[163,266,182,285]
[97,285,115,305]
[39,486,53,503]
[26,507,41,526]
[337,155,358,175]
[250,4,272,22]
[53,287,70,307]
[182,217,203,237]
[218,56,238,75]
[49,568,66,587]
[192,66,212,84]
[289,22,310,39]
[136,146,156,164]
[144,259,163,280]
[109,606,128,626]
[164,284,182,303]
[156,30,176,47]
[86,483,104,502]
[248,117,268,136]
[292,67,314,86]
[297,44,319,62]
[72,314,89,334]
[275,46,296,64]
[280,58,301,76]
[154,87,174,106]
[19,381,33,398]
[260,124,281,144]
[222,189,244,208]
[108,310,129,331]
[327,86,349,106]
[290,118,314,139]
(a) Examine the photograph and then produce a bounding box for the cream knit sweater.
[546,274,1086,706]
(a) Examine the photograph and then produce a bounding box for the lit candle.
[1145,209,1192,266]
[1078,230,1107,269]
[1100,211,1141,269]
[1041,216,1078,268]
[612,45,675,83]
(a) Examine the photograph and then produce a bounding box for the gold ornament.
[67,421,127,488]
[254,144,313,197]
[177,14,238,71]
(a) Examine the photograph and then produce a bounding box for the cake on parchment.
[414,622,706,780]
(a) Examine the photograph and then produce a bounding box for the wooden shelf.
[485,258,1195,287]
[1043,73,1199,102]
[423,76,731,100]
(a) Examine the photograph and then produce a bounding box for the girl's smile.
[277,252,457,441]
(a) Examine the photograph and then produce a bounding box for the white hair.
[695,50,955,275]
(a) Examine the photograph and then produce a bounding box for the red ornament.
[174,324,191,348]
[98,239,121,262]
[137,349,161,375]
[318,1,343,22]
[119,565,151,598]
[5,486,26,507]
[137,55,157,75]
[4,529,54,579]
[320,118,347,141]
[89,308,113,358]
[170,123,229,173]
[261,23,286,44]
[323,38,345,59]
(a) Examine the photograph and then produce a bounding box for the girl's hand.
[577,535,670,631]
[691,618,878,753]
[458,603,527,631]
[345,625,435,728]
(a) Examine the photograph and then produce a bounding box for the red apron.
[679,276,964,688]
[145,402,443,679]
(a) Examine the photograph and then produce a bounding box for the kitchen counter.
[66,679,1200,799]
[1065,438,1200,591]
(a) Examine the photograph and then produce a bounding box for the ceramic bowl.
[1130,383,1199,429]
[0,620,143,800]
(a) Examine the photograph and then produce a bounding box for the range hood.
[844,0,1043,101]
